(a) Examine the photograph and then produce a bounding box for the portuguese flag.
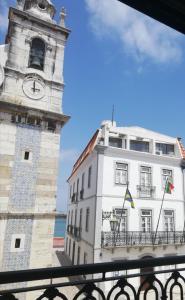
[165,178,174,194]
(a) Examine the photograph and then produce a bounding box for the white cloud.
[85,0,183,64]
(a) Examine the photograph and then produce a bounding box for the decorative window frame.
[160,167,174,191]
[163,209,175,231]
[114,160,129,186]
[22,149,33,162]
[139,208,153,232]
[10,234,25,253]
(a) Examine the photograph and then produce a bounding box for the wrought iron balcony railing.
[73,226,82,240]
[1,255,185,299]
[137,185,155,198]
[102,231,185,247]
[67,225,81,240]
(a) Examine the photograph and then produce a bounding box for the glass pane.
[109,137,122,148]
[130,140,149,152]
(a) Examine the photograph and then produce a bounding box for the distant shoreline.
[55,212,67,218]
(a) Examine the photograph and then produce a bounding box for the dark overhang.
[118,0,185,35]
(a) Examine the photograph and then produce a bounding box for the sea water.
[54,217,66,237]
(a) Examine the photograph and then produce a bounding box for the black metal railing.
[73,226,82,240]
[137,185,155,198]
[102,231,185,247]
[1,255,185,299]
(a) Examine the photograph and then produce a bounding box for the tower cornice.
[0,99,70,126]
[7,7,71,42]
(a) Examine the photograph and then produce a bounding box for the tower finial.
[59,7,67,27]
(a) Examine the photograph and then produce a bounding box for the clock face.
[23,77,45,100]
[0,65,4,87]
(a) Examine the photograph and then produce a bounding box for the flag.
[125,188,135,208]
[165,178,174,194]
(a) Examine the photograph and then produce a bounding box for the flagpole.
[115,181,129,244]
[111,104,114,126]
[153,178,168,245]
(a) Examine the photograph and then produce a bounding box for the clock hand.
[31,81,40,93]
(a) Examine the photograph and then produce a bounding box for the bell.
[30,56,42,69]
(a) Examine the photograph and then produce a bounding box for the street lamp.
[110,216,119,247]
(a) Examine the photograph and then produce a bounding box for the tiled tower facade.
[0,0,70,271]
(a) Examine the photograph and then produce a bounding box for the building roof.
[177,139,185,159]
[68,122,185,181]
[68,130,99,181]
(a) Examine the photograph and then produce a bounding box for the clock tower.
[0,0,70,271]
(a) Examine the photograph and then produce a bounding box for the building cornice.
[0,99,70,126]
[95,145,182,167]
[0,212,56,218]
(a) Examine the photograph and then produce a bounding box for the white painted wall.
[65,121,185,295]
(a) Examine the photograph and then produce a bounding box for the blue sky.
[1,0,185,212]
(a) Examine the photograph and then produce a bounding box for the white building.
[0,0,70,271]
[65,120,185,293]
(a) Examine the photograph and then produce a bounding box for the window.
[82,173,85,189]
[130,140,149,153]
[84,252,87,264]
[85,208,90,232]
[114,208,127,232]
[115,163,128,185]
[141,210,152,232]
[15,238,21,249]
[72,182,76,202]
[74,209,77,227]
[76,179,79,201]
[27,116,36,126]
[29,38,45,70]
[70,186,72,198]
[80,173,85,199]
[71,210,73,225]
[140,166,152,187]
[47,120,56,132]
[77,246,80,265]
[38,0,47,10]
[109,137,122,148]
[164,210,174,231]
[11,234,25,252]
[68,211,70,225]
[79,208,83,229]
[68,239,71,256]
[88,166,92,188]
[156,143,174,155]
[24,151,30,160]
[73,183,75,194]
[162,169,173,189]
[139,166,152,197]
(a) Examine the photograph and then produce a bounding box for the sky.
[1,0,185,212]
